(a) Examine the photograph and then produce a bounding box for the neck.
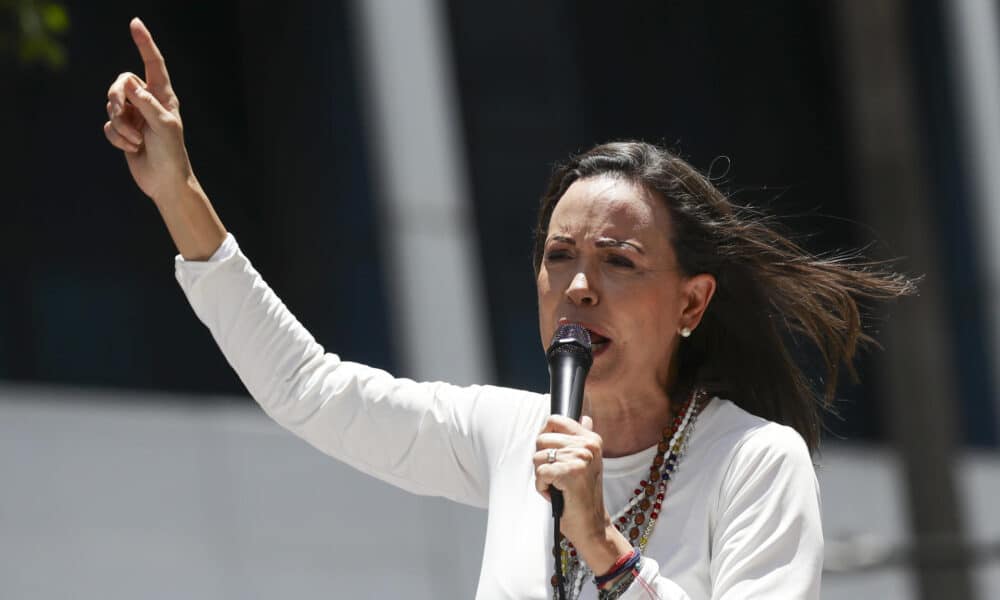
[584,387,675,458]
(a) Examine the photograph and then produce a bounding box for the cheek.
[536,268,560,304]
[535,272,548,303]
[536,271,555,330]
[628,282,682,335]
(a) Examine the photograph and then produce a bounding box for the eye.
[544,250,571,262]
[606,254,635,268]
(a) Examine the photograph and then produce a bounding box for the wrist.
[577,523,633,579]
[594,549,641,592]
[152,172,200,209]
[153,175,228,261]
[597,565,639,598]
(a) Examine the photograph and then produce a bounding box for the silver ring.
[547,448,558,464]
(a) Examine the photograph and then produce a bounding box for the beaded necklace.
[551,389,706,600]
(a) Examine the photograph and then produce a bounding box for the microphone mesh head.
[548,323,592,352]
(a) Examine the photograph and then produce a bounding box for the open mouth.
[585,329,611,355]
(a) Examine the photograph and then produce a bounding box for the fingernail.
[111,103,121,118]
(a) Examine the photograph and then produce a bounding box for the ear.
[679,273,716,331]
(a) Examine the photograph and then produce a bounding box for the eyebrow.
[547,235,646,254]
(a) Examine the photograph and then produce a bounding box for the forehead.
[548,175,671,240]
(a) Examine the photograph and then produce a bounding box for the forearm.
[154,175,227,261]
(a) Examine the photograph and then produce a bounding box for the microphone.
[546,323,593,519]
[547,323,593,420]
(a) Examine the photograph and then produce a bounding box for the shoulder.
[695,399,817,510]
[467,383,549,426]
[327,361,549,442]
[444,383,548,469]
[698,398,812,465]
[418,379,549,446]
[693,401,824,595]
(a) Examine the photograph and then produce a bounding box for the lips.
[588,330,611,356]
[587,329,610,345]
[558,320,612,356]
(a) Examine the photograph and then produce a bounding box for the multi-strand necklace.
[551,389,706,600]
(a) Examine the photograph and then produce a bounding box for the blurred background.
[2,0,999,598]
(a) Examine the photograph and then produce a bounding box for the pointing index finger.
[129,17,170,91]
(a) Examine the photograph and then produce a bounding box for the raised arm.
[104,17,226,261]
[103,18,542,507]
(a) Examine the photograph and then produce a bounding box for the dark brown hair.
[533,141,916,452]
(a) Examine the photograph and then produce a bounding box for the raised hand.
[104,17,193,202]
[103,17,225,260]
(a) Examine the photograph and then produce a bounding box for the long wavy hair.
[532,141,916,452]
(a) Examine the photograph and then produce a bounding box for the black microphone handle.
[548,351,589,519]
[549,352,588,420]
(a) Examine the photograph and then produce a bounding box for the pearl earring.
[680,327,691,338]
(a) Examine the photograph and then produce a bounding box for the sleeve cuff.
[174,232,238,264]
[616,557,688,600]
[173,232,240,291]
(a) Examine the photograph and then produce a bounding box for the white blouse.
[174,233,823,599]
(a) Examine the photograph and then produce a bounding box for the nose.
[565,271,598,306]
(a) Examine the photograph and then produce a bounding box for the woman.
[104,18,914,600]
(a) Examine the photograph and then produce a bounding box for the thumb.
[581,415,594,431]
[124,77,173,133]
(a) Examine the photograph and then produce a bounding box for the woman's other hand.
[534,415,633,576]
[104,17,193,203]
[102,18,225,260]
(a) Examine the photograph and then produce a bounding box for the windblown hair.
[532,141,916,452]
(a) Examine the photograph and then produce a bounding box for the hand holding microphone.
[541,323,593,518]
[536,324,634,597]
[534,323,608,531]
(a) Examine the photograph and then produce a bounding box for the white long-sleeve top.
[174,233,823,599]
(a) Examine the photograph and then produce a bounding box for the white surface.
[0,384,485,600]
[816,445,916,600]
[960,450,1000,599]
[1,384,997,599]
